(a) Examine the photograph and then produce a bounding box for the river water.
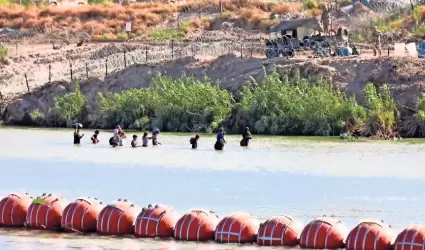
[0,127,425,250]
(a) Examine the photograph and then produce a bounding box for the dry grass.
[0,3,176,35]
[0,0,307,38]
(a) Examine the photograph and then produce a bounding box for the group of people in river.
[73,124,253,150]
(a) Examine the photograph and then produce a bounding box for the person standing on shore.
[73,124,84,144]
[372,26,382,57]
[240,127,252,147]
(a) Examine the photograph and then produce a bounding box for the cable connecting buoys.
[25,193,67,230]
[174,209,219,241]
[134,204,176,238]
[0,193,32,227]
[299,216,348,249]
[394,224,425,250]
[346,220,393,250]
[61,197,104,233]
[257,215,304,247]
[96,199,137,236]
[215,212,260,243]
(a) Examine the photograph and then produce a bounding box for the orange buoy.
[346,220,393,250]
[134,204,177,238]
[96,199,137,236]
[215,212,260,243]
[394,224,425,250]
[300,216,348,249]
[174,209,219,241]
[25,193,67,230]
[61,197,104,233]
[0,193,33,227]
[257,215,304,246]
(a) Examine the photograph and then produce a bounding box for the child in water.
[142,132,149,147]
[190,135,200,149]
[131,135,141,148]
[91,130,100,144]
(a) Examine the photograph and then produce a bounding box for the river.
[0,127,424,250]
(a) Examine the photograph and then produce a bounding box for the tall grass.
[235,68,366,135]
[96,74,233,132]
[54,80,86,127]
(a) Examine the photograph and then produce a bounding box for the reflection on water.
[0,128,424,249]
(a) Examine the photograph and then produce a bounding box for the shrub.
[237,68,366,135]
[362,83,398,136]
[150,28,185,40]
[29,109,45,125]
[0,43,8,58]
[54,80,86,127]
[151,74,233,132]
[97,89,158,129]
[96,74,233,132]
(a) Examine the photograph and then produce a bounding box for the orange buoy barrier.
[174,209,219,241]
[394,224,425,250]
[134,204,177,238]
[25,193,67,230]
[0,193,32,227]
[346,220,393,250]
[299,216,348,249]
[96,199,137,236]
[257,215,304,247]
[215,212,260,243]
[61,197,104,233]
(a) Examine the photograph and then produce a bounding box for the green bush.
[54,80,86,127]
[97,89,157,129]
[237,68,366,135]
[96,74,233,132]
[30,109,45,125]
[150,28,185,41]
[151,74,233,132]
[363,83,398,136]
[0,43,8,58]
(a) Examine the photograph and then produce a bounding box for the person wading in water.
[190,135,200,149]
[73,124,84,144]
[151,128,161,146]
[240,127,252,147]
[214,127,226,150]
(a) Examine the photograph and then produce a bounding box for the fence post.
[85,63,89,79]
[124,51,127,68]
[24,73,30,94]
[171,40,174,59]
[105,58,108,77]
[191,43,195,56]
[219,0,223,15]
[69,63,73,82]
[240,41,243,58]
[145,46,148,63]
[48,64,51,83]
[251,41,254,57]
[15,42,18,56]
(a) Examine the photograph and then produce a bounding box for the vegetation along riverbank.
[2,62,425,138]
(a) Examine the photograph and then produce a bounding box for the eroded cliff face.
[3,54,425,127]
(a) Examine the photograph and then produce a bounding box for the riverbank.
[2,55,425,137]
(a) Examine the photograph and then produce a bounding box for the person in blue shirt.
[151,128,161,145]
[214,127,226,150]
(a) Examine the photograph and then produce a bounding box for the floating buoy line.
[0,192,423,249]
